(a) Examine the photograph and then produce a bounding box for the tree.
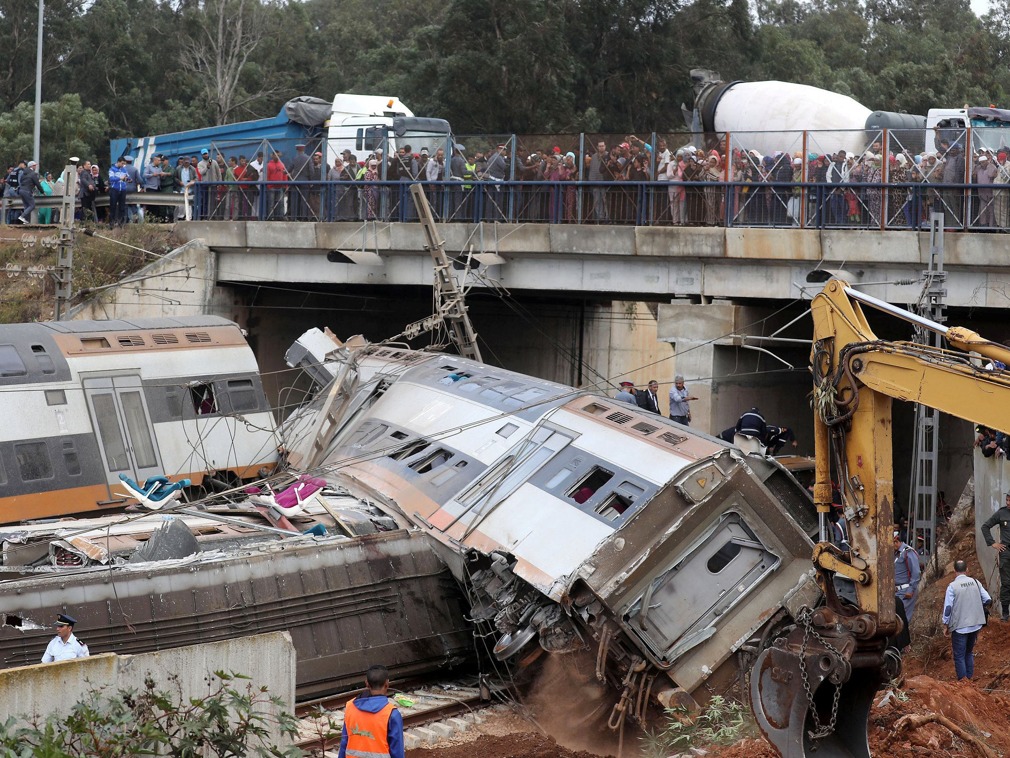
[0,93,108,172]
[179,0,279,124]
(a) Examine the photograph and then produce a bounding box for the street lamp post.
[33,0,43,166]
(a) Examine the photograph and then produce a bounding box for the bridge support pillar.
[658,301,812,447]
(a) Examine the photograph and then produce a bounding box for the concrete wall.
[0,631,295,739]
[68,239,238,323]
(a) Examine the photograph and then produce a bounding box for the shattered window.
[568,466,615,504]
[409,448,452,474]
[15,442,53,481]
[31,344,55,374]
[190,383,218,415]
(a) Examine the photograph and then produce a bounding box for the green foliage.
[640,695,758,757]
[0,94,109,177]
[5,0,1010,161]
[0,670,302,757]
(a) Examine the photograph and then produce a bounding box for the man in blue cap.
[41,613,90,662]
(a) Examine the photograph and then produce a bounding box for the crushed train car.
[285,331,820,720]
[0,491,474,699]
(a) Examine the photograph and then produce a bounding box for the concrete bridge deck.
[177,220,1010,309]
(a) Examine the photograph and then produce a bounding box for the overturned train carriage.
[0,317,278,522]
[305,342,820,717]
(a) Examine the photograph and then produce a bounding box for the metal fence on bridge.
[183,177,1010,231]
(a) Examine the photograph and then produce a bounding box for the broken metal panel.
[0,530,474,699]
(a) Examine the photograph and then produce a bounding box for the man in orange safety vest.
[338,664,404,758]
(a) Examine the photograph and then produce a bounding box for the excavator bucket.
[749,625,883,758]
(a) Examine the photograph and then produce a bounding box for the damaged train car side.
[294,338,820,719]
[0,317,278,522]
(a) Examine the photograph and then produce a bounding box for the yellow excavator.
[749,278,1010,757]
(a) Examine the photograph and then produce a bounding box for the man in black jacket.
[982,493,1010,621]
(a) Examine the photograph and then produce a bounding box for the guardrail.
[3,178,1006,231]
[180,178,1010,231]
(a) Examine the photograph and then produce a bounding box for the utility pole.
[909,212,946,562]
[53,162,77,320]
[33,0,43,166]
[405,184,482,362]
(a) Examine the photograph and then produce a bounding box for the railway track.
[294,679,509,752]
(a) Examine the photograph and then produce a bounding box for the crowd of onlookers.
[5,130,1009,228]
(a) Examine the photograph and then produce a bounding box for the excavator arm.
[751,278,1010,757]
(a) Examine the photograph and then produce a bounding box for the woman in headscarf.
[887,154,911,227]
[862,154,883,226]
[703,153,723,225]
[562,151,579,222]
[363,159,380,220]
[37,171,54,224]
[994,150,1010,229]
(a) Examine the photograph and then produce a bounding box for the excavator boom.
[751,278,1010,756]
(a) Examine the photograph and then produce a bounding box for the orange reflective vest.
[344,698,395,758]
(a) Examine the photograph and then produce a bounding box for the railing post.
[800,131,808,229]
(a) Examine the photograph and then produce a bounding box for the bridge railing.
[186,178,1010,231]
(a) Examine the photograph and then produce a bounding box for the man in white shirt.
[41,613,90,663]
[942,560,991,680]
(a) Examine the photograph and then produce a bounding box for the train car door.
[82,375,165,496]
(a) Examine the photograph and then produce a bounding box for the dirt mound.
[407,732,602,758]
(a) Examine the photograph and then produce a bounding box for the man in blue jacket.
[338,664,404,758]
[108,156,130,227]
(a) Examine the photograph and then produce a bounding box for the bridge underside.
[180,220,1010,309]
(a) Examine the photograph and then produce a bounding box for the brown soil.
[411,479,1010,757]
[407,732,602,758]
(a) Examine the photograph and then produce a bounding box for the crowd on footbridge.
[9,128,1010,231]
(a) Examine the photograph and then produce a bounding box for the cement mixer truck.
[685,69,925,157]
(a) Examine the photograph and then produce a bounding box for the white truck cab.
[926,107,1010,154]
[326,94,453,168]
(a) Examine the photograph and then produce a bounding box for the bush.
[0,670,303,757]
[641,695,757,757]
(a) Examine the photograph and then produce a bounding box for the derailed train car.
[290,337,820,721]
[0,317,278,522]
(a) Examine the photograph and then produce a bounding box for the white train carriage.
[313,345,818,715]
[0,317,278,523]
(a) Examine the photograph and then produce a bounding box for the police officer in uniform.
[615,381,637,405]
[41,613,89,662]
[338,664,404,758]
[981,492,1010,621]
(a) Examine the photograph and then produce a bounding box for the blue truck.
[109,94,452,172]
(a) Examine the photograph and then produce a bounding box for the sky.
[972,0,990,15]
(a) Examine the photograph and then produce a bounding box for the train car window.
[62,440,81,476]
[707,541,743,573]
[30,345,55,374]
[480,388,504,402]
[409,448,452,474]
[496,423,519,438]
[15,442,53,481]
[120,391,158,469]
[190,383,218,415]
[438,370,472,385]
[0,346,25,377]
[390,430,408,440]
[227,379,259,412]
[92,395,130,471]
[389,439,428,461]
[429,460,467,487]
[512,388,546,403]
[596,493,632,521]
[351,423,389,449]
[568,466,615,504]
[45,390,66,406]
